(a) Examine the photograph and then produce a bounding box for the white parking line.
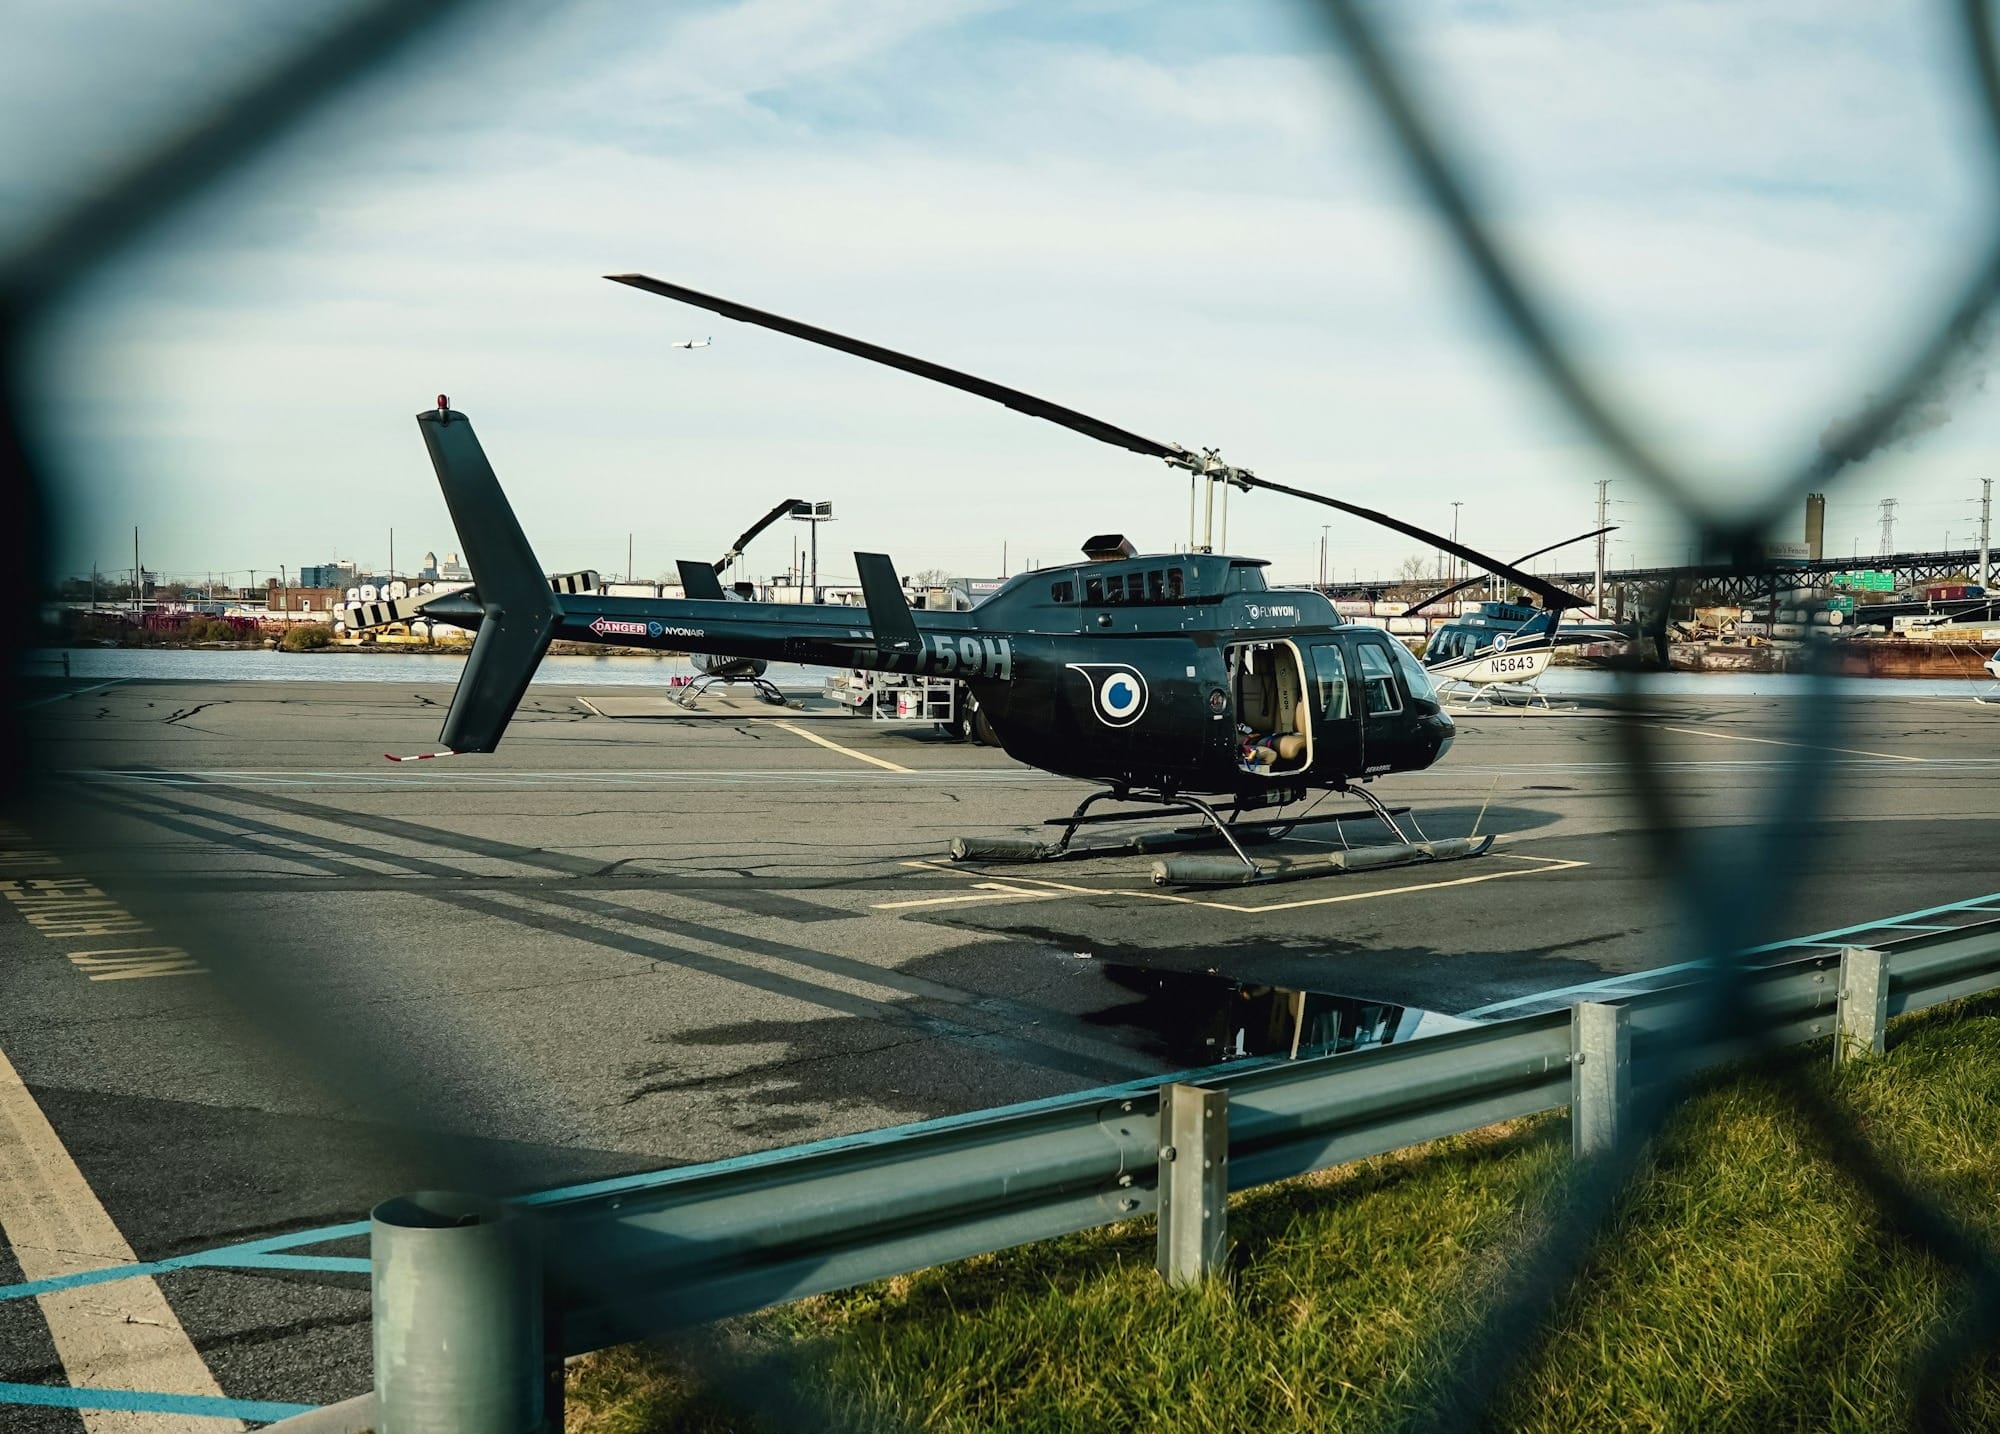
[0,1040,235,1431]
[1655,724,1924,763]
[895,851,1586,915]
[23,680,126,710]
[760,721,913,773]
[872,882,1057,911]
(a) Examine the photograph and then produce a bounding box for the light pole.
[1318,524,1330,589]
[1450,501,1463,586]
[789,501,834,602]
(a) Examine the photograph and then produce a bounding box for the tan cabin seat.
[1275,699,1309,764]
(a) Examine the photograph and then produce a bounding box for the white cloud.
[21,0,2000,582]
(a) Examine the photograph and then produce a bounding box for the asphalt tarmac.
[3,674,1997,1423]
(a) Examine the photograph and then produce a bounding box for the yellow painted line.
[763,721,912,772]
[0,1040,236,1432]
[1656,724,1924,763]
[872,882,1057,911]
[898,854,1587,914]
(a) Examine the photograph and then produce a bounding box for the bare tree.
[1394,553,1432,586]
[911,567,953,587]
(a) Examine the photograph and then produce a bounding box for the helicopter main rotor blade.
[1405,524,1615,613]
[612,274,1584,609]
[1245,474,1591,612]
[608,274,1189,463]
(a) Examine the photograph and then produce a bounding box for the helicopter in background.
[671,496,808,707]
[355,274,1605,886]
[1406,528,1627,706]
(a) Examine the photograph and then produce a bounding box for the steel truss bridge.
[1337,548,1992,609]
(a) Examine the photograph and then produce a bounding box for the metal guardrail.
[326,920,2000,1432]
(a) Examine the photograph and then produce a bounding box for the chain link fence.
[3,1,1997,1427]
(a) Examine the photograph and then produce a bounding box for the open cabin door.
[1226,639,1313,777]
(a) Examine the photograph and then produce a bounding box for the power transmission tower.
[1593,480,1609,613]
[1980,477,1992,588]
[1877,498,1898,557]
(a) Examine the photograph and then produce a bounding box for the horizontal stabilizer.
[676,560,726,601]
[342,596,429,631]
[342,583,470,631]
[855,552,919,653]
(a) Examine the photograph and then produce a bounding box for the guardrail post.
[1836,946,1890,1067]
[1571,1001,1630,1160]
[1156,1083,1227,1286]
[373,1192,545,1434]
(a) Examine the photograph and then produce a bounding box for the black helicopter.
[361,277,1593,885]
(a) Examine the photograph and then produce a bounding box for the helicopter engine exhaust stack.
[1083,534,1138,562]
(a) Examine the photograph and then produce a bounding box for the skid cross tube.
[672,671,790,708]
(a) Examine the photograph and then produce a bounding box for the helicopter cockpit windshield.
[1390,640,1439,704]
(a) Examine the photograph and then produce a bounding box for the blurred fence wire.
[1313,0,2000,1426]
[2,0,1998,1429]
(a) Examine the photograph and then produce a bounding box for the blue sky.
[12,0,2000,587]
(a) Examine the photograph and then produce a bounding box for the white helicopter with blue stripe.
[1412,527,1629,705]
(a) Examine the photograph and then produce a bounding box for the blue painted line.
[1742,892,2000,954]
[0,1381,314,1421]
[202,1253,369,1274]
[1463,891,2000,1019]
[0,1222,369,1302]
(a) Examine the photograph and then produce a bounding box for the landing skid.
[1441,678,1550,709]
[672,673,793,709]
[948,786,1495,888]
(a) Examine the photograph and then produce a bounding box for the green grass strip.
[567,996,2000,1432]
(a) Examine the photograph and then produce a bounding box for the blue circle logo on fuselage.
[1066,663,1150,728]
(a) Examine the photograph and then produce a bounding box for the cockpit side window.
[1085,575,1104,604]
[1146,569,1165,601]
[1309,643,1350,721]
[1355,641,1402,715]
[1051,579,1075,603]
[1166,567,1186,598]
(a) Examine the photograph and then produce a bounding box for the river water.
[26,647,1998,700]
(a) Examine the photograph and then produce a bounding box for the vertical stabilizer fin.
[418,401,558,753]
[677,560,727,601]
[855,552,920,653]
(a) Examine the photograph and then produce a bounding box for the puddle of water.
[1082,962,1478,1066]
